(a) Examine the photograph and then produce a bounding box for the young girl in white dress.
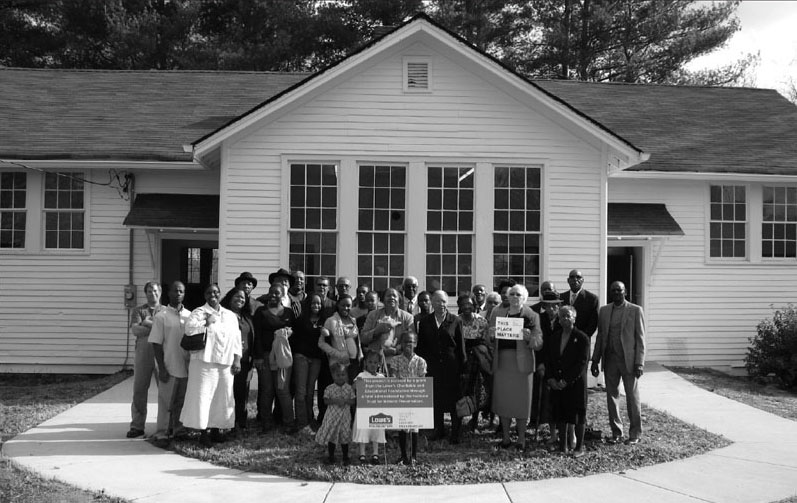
[352,350,386,464]
[315,362,355,465]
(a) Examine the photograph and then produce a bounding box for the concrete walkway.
[4,363,797,503]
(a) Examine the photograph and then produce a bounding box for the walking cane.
[534,377,543,443]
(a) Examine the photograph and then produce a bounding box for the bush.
[746,305,797,388]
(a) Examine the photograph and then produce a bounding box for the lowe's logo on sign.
[369,412,393,427]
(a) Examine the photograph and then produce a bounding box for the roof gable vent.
[404,57,432,93]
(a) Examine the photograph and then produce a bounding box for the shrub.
[745,305,797,388]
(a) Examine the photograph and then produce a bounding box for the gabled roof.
[536,80,797,175]
[0,68,308,162]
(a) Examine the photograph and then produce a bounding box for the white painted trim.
[218,142,231,285]
[2,159,204,171]
[126,226,218,232]
[599,146,609,306]
[338,158,357,277]
[150,230,218,241]
[0,364,129,374]
[406,161,425,283]
[473,161,493,290]
[192,19,645,167]
[612,170,797,182]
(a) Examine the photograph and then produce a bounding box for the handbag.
[455,395,476,418]
[180,331,206,351]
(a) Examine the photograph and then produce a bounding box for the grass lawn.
[0,371,132,503]
[170,387,730,485]
[668,367,797,422]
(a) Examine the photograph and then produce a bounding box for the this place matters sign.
[355,377,434,430]
[495,316,524,340]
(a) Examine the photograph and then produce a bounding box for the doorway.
[607,246,644,307]
[161,239,219,310]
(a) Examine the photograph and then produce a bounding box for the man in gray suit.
[590,281,646,445]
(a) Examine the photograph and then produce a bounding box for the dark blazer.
[416,311,466,409]
[545,326,589,386]
[592,301,646,374]
[561,289,599,337]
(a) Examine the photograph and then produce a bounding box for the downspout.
[123,174,136,370]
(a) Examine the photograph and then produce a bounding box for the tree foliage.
[503,0,741,83]
[0,0,742,85]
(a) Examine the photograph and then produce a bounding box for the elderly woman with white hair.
[416,290,467,443]
[488,284,543,450]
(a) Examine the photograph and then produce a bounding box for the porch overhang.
[123,193,219,231]
[608,203,684,239]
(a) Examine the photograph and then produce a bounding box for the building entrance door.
[607,246,644,307]
[161,239,219,310]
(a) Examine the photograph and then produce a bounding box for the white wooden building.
[1,15,796,373]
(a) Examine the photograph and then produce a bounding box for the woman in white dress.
[180,283,242,446]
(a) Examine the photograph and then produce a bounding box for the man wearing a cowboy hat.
[235,272,263,316]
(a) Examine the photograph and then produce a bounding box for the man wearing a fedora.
[234,272,262,316]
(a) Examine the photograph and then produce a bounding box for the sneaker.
[126,428,145,439]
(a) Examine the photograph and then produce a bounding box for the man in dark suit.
[591,281,646,445]
[560,269,599,338]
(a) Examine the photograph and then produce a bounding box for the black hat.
[234,272,258,289]
[268,268,295,287]
[541,291,562,303]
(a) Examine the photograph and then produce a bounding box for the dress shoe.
[625,437,641,445]
[126,428,145,438]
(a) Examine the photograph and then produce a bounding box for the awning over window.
[608,203,684,238]
[123,193,219,230]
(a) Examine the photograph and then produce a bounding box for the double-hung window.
[357,164,406,293]
[44,172,84,249]
[493,165,541,291]
[288,163,338,281]
[426,165,474,296]
[0,172,26,249]
[762,186,797,258]
[709,185,746,258]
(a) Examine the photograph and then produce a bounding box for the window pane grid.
[357,232,404,294]
[289,163,338,231]
[493,233,540,294]
[0,172,26,248]
[762,186,797,258]
[358,165,406,292]
[289,163,338,278]
[43,172,84,249]
[289,231,337,280]
[425,233,472,296]
[494,166,541,232]
[493,166,541,292]
[709,184,746,258]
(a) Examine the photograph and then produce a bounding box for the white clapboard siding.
[220,43,604,292]
[609,178,797,368]
[0,168,219,372]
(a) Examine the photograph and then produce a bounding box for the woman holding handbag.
[180,284,242,447]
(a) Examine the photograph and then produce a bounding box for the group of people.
[126,267,646,463]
